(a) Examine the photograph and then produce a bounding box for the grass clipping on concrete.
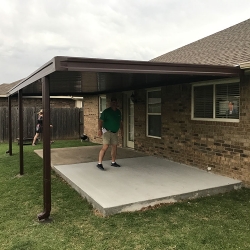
[0,140,250,250]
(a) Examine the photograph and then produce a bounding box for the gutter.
[239,62,250,75]
[239,62,250,69]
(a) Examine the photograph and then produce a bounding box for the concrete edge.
[52,164,242,217]
[103,182,242,216]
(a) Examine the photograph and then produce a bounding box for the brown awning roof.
[8,56,241,96]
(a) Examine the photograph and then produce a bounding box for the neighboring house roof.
[0,80,23,97]
[0,79,83,101]
[151,18,250,66]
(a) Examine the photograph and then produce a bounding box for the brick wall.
[134,75,250,186]
[83,96,102,143]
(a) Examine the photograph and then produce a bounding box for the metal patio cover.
[6,56,242,221]
[8,56,241,96]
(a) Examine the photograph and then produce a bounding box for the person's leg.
[98,144,109,163]
[110,132,120,167]
[98,132,111,163]
[96,132,111,170]
[111,144,117,162]
[32,133,39,145]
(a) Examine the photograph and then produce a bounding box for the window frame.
[191,78,240,122]
[99,95,106,114]
[146,88,162,138]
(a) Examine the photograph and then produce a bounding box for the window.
[192,79,239,121]
[147,89,161,137]
[99,95,106,114]
[215,83,239,119]
[193,85,213,118]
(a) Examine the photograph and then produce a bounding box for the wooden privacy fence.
[0,107,83,142]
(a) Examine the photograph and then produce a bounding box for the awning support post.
[8,96,12,155]
[18,90,24,175]
[37,76,51,221]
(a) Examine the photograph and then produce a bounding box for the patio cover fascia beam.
[59,57,241,76]
[8,56,241,96]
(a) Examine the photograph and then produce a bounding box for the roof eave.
[60,57,241,75]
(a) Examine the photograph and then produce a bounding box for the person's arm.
[98,119,103,137]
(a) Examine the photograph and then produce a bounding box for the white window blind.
[193,85,213,118]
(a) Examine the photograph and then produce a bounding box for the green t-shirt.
[100,107,122,132]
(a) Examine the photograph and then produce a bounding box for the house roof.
[151,18,250,66]
[0,80,23,97]
[8,57,241,96]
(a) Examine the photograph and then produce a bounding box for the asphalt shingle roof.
[0,80,23,96]
[151,18,250,66]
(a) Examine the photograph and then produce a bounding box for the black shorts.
[35,124,42,133]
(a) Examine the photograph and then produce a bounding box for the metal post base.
[37,211,51,221]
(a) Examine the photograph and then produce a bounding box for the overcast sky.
[0,0,250,83]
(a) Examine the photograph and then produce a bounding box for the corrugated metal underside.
[21,71,231,96]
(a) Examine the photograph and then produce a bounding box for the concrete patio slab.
[35,146,242,216]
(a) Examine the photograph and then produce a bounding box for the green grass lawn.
[0,140,250,250]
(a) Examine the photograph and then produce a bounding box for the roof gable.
[151,18,250,66]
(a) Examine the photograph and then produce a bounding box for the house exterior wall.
[83,74,250,186]
[83,96,102,144]
[134,75,250,187]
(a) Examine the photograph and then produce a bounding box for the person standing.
[226,101,238,118]
[32,109,43,146]
[97,97,123,170]
[32,109,53,146]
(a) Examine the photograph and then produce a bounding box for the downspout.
[37,76,51,221]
